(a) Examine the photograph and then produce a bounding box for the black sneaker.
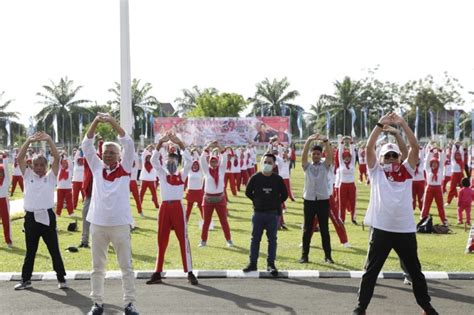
[242,263,257,272]
[188,272,199,285]
[14,280,32,290]
[78,242,90,248]
[352,306,366,315]
[324,257,335,264]
[352,219,358,225]
[87,303,104,315]
[298,256,309,263]
[124,302,139,315]
[146,272,162,285]
[422,304,439,315]
[280,224,288,230]
[267,263,278,277]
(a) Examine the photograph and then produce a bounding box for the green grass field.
[1,161,473,273]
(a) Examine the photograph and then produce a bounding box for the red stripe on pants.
[11,175,23,195]
[447,172,463,204]
[154,201,192,273]
[0,197,12,244]
[421,185,446,223]
[412,180,425,211]
[72,181,84,209]
[140,180,159,208]
[129,180,142,213]
[56,188,74,216]
[186,189,204,221]
[338,182,356,222]
[201,203,231,242]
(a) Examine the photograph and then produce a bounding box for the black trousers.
[358,228,432,310]
[302,199,331,259]
[21,209,66,282]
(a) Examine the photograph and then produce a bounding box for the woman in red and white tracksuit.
[0,152,13,247]
[358,144,368,183]
[231,148,242,192]
[186,150,204,221]
[130,152,142,215]
[224,149,237,199]
[420,146,447,225]
[442,146,452,193]
[338,138,357,224]
[146,133,198,285]
[56,155,75,216]
[72,149,85,209]
[139,147,160,210]
[412,152,426,212]
[199,142,233,247]
[447,143,464,205]
[10,150,24,196]
[276,146,295,204]
[239,147,250,187]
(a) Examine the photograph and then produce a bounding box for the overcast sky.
[1,0,473,125]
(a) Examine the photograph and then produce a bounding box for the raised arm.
[390,113,418,169]
[301,134,319,169]
[366,113,393,169]
[383,125,408,161]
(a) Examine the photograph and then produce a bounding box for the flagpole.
[120,0,133,136]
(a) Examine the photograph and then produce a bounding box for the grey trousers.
[81,196,91,245]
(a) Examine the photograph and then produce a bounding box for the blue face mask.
[262,164,273,173]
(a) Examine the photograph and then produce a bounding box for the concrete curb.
[1,270,473,281]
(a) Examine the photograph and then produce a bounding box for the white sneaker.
[226,240,234,247]
[14,281,32,290]
[69,212,78,219]
[298,243,303,248]
[342,242,351,248]
[403,277,412,285]
[444,202,449,207]
[139,212,144,218]
[6,242,13,249]
[282,208,287,214]
[58,281,68,289]
[198,240,207,247]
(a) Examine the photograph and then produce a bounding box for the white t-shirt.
[187,160,204,190]
[364,160,416,233]
[23,168,57,210]
[200,150,228,194]
[140,150,157,181]
[0,157,11,198]
[57,159,73,189]
[72,153,85,182]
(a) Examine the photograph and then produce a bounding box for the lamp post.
[120,0,133,136]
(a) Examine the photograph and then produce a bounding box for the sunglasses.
[384,152,399,159]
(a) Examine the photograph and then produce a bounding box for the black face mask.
[166,161,177,174]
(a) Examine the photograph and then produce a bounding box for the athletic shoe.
[14,280,32,290]
[187,272,199,285]
[146,272,162,285]
[242,263,257,272]
[421,305,439,315]
[342,242,351,248]
[198,241,207,247]
[298,256,309,264]
[324,257,335,264]
[124,302,139,315]
[267,263,278,277]
[403,277,412,286]
[87,303,104,315]
[352,219,358,225]
[139,212,144,218]
[58,281,68,289]
[352,306,366,315]
[226,240,234,247]
[6,242,13,249]
[78,242,90,248]
[280,224,288,230]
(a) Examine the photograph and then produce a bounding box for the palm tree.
[0,92,20,146]
[307,96,330,134]
[174,86,218,116]
[320,76,363,136]
[35,77,91,145]
[108,79,160,139]
[249,77,300,116]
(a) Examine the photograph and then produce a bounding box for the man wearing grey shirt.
[300,133,334,264]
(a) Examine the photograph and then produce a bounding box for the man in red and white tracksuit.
[421,146,447,225]
[146,132,198,285]
[10,149,24,196]
[0,152,12,247]
[358,144,368,183]
[338,137,357,224]
[56,154,75,217]
[230,149,242,192]
[72,149,85,209]
[412,152,426,212]
[447,143,464,205]
[130,151,142,216]
[199,141,233,247]
[186,150,204,221]
[139,146,160,210]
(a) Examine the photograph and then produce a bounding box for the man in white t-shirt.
[82,113,139,315]
[352,113,438,315]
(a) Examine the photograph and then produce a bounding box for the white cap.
[379,143,401,157]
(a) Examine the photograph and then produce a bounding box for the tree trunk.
[343,109,346,135]
[62,113,65,146]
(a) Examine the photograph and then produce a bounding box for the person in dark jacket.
[243,153,288,276]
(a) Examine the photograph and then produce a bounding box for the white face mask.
[382,162,400,173]
[262,164,273,173]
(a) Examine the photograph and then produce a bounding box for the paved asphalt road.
[1,278,473,314]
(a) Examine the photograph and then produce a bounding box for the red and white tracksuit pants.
[11,175,23,195]
[140,180,159,209]
[447,172,463,204]
[0,197,12,244]
[412,180,426,211]
[56,188,74,216]
[130,180,142,213]
[338,182,356,222]
[313,194,348,244]
[72,181,84,209]
[283,178,295,201]
[201,199,231,242]
[421,185,446,223]
[186,189,203,221]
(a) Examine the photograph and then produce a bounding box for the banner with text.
[153,117,290,145]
